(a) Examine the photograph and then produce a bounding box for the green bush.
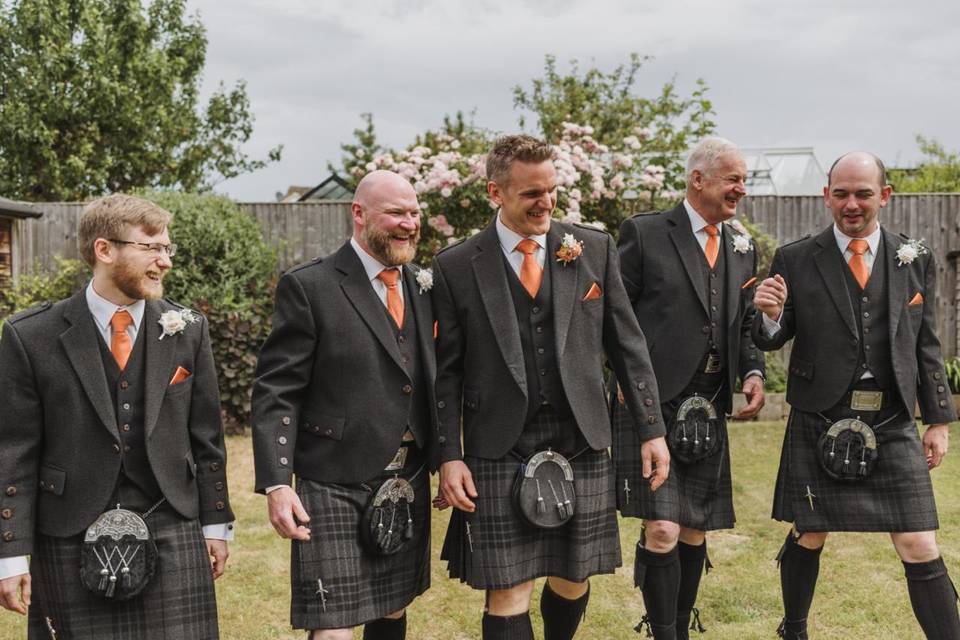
[0,256,89,324]
[945,357,960,394]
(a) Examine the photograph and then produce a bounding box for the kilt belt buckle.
[850,390,883,411]
[703,352,722,374]
[384,446,409,472]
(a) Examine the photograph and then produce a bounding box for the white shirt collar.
[85,280,145,333]
[349,237,403,282]
[495,211,547,253]
[683,199,722,237]
[833,224,882,256]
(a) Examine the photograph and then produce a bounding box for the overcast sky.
[187,0,960,202]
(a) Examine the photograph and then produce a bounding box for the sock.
[904,557,960,640]
[482,612,534,640]
[635,543,680,639]
[676,541,708,638]
[777,531,822,639]
[540,580,590,640]
[363,613,406,640]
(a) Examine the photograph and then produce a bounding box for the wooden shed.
[0,197,43,291]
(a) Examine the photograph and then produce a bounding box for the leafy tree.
[889,135,960,192]
[0,0,281,201]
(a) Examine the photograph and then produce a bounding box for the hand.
[0,573,30,615]
[923,424,949,470]
[735,375,766,419]
[206,539,229,579]
[267,486,311,541]
[641,436,670,492]
[439,460,478,512]
[754,274,787,321]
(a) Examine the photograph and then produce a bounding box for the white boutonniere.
[416,268,433,294]
[727,219,753,254]
[896,238,928,267]
[556,233,584,265]
[158,309,198,340]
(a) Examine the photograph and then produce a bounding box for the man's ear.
[487,180,503,207]
[93,237,115,265]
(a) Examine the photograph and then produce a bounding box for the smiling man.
[252,170,436,640]
[753,152,959,639]
[613,137,765,639]
[433,135,667,640]
[0,194,233,638]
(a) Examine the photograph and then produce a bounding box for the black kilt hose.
[442,405,621,590]
[27,506,218,640]
[612,372,735,531]
[774,403,939,533]
[290,448,431,630]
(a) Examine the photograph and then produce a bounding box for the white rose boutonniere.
[416,268,433,294]
[556,233,584,265]
[896,238,928,267]
[727,219,753,254]
[158,309,199,340]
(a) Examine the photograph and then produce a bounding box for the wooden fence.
[10,195,960,356]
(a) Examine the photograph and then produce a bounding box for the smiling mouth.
[391,233,415,243]
[146,272,163,284]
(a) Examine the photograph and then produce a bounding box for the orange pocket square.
[583,283,603,301]
[908,292,924,307]
[741,276,757,290]
[170,366,191,385]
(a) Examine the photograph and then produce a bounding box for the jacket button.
[282,416,291,426]
[120,381,129,389]
[437,401,445,409]
[312,426,321,433]
[644,398,654,407]
[215,482,224,491]
[279,457,288,466]
[4,487,15,497]
[210,462,221,472]
[2,531,13,542]
[637,382,646,391]
[940,400,947,408]
[938,386,945,393]
[278,436,288,445]
[438,436,446,444]
[934,373,942,380]
[647,416,657,424]
[702,326,710,334]
[0,509,11,519]
[216,501,225,511]
[324,428,333,436]
[122,403,131,410]
[113,444,121,453]
[402,384,413,394]
[122,424,131,432]
[38,481,45,489]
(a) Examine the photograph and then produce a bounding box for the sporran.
[511,449,581,529]
[817,417,879,481]
[667,394,724,464]
[80,503,161,601]
[360,469,421,556]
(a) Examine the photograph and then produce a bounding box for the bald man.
[753,152,959,639]
[252,170,437,640]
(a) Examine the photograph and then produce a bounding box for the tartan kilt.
[441,405,622,590]
[290,462,431,630]
[27,507,218,640]
[773,406,939,532]
[611,392,735,531]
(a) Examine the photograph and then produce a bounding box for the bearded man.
[0,194,234,639]
[252,170,437,640]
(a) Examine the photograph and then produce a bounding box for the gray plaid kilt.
[441,405,621,590]
[290,462,431,630]
[611,389,735,531]
[773,405,939,532]
[27,506,218,640]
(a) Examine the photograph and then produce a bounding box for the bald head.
[828,151,887,188]
[351,170,421,266]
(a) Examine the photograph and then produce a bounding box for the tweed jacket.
[432,219,663,463]
[618,204,765,408]
[251,241,437,491]
[751,225,957,424]
[0,291,232,558]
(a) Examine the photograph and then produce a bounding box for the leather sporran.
[511,449,577,529]
[817,418,879,481]
[360,476,417,556]
[667,394,724,464]
[80,507,158,601]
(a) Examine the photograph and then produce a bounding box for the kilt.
[773,403,939,532]
[290,452,431,630]
[441,405,621,590]
[611,374,735,531]
[27,506,218,640]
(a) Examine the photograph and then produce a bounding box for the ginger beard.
[111,252,166,301]
[362,223,420,266]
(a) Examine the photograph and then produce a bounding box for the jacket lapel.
[813,226,858,336]
[143,300,177,440]
[723,224,744,328]
[335,243,406,372]
[549,223,579,355]
[59,291,119,440]
[472,223,527,394]
[883,229,908,341]
[667,205,709,314]
[404,265,435,384]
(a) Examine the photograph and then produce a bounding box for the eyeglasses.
[108,239,178,257]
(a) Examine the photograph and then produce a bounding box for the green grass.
[4,421,959,639]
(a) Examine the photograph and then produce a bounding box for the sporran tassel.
[404,502,414,540]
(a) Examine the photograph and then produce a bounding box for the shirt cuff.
[761,313,782,336]
[0,555,29,581]
[265,484,288,494]
[744,370,765,382]
[202,522,236,541]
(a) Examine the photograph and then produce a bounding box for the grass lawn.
[4,420,959,639]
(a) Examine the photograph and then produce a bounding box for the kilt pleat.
[441,406,621,590]
[290,465,430,630]
[27,508,218,640]
[773,407,939,532]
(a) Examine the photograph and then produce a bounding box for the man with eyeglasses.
[0,194,234,639]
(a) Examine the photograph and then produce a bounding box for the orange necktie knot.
[516,239,543,298]
[377,268,404,329]
[848,239,869,256]
[704,224,719,237]
[110,310,133,371]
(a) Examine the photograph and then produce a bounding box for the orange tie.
[516,239,543,298]
[110,310,134,371]
[704,224,720,268]
[847,239,870,289]
[378,269,404,329]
